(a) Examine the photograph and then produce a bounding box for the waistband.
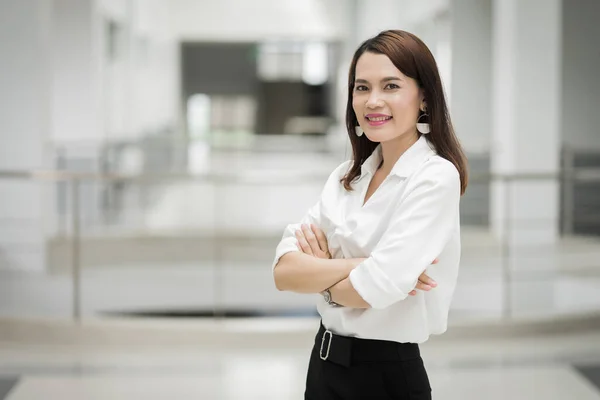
[315,322,420,367]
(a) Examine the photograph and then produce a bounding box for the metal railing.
[1,167,600,322]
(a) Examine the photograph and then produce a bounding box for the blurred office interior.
[1,0,600,399]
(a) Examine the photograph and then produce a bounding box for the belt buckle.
[320,329,333,360]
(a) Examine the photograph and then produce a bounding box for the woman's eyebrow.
[354,76,403,84]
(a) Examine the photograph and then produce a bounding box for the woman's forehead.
[355,52,407,80]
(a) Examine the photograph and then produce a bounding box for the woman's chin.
[363,132,392,143]
[364,129,417,144]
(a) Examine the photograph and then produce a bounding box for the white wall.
[400,0,449,26]
[353,0,409,42]
[561,0,600,151]
[52,0,100,144]
[129,0,178,137]
[402,0,451,52]
[0,0,53,271]
[51,0,179,146]
[97,0,179,143]
[168,0,347,42]
[0,1,52,169]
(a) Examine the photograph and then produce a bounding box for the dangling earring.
[416,112,430,134]
[355,126,364,137]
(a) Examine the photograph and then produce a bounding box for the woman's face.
[352,52,423,144]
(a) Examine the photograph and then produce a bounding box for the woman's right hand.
[295,224,331,259]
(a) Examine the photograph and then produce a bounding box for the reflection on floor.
[0,379,18,400]
[1,318,600,399]
[577,366,600,392]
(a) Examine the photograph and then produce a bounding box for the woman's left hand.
[295,224,331,259]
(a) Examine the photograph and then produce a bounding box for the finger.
[415,280,433,291]
[311,224,329,254]
[295,230,314,256]
[432,258,439,265]
[301,224,321,255]
[418,272,437,287]
[409,290,417,296]
[296,231,313,256]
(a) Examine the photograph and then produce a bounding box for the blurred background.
[0,0,599,399]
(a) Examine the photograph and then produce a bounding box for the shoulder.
[318,160,352,206]
[409,155,460,192]
[328,160,353,181]
[319,160,352,197]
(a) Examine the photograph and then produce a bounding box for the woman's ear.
[419,90,426,112]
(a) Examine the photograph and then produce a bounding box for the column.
[490,0,562,246]
[449,0,493,229]
[450,0,492,155]
[490,0,562,317]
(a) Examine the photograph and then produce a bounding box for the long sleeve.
[271,201,321,270]
[348,160,461,309]
[272,160,351,270]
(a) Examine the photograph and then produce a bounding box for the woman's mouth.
[365,114,392,126]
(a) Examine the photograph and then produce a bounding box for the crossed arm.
[273,224,438,309]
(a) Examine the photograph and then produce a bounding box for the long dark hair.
[341,30,468,195]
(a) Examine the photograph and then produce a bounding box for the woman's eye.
[385,83,400,89]
[354,85,368,92]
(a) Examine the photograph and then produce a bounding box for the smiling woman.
[353,62,421,143]
[272,29,468,400]
[342,30,467,194]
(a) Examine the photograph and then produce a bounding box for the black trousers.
[304,323,432,400]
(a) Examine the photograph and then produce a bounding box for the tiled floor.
[1,318,600,399]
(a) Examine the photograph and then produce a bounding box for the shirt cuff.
[272,237,299,270]
[349,259,410,309]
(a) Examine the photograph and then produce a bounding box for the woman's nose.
[365,92,383,108]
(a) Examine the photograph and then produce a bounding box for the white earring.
[355,126,364,137]
[416,113,430,134]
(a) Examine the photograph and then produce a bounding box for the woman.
[272,30,467,400]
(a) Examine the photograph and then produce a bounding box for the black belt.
[316,322,420,368]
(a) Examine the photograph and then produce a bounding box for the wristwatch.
[322,288,339,306]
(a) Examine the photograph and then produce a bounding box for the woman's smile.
[365,113,393,126]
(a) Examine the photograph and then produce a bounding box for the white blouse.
[272,135,461,343]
